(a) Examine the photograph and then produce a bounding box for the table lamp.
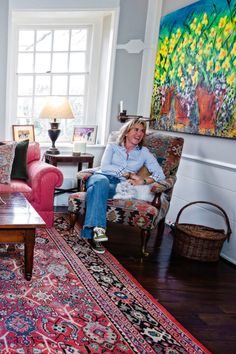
[39,96,74,154]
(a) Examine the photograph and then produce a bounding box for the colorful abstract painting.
[150,0,236,138]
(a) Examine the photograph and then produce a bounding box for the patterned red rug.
[0,214,211,353]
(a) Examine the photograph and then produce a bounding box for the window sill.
[40,142,106,149]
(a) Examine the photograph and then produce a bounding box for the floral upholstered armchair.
[68,131,184,256]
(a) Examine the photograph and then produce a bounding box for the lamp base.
[47,121,61,155]
[46,147,60,155]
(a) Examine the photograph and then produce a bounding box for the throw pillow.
[0,142,16,184]
[11,139,29,180]
[137,165,150,178]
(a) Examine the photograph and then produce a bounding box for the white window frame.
[6,10,119,145]
[15,25,93,138]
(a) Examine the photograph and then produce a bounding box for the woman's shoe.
[91,240,105,254]
[93,227,108,242]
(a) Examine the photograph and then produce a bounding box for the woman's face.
[125,123,145,147]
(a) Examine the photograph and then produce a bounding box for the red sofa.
[0,142,63,227]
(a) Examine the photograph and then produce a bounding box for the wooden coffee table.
[0,193,46,281]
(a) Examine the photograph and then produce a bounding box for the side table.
[44,152,94,195]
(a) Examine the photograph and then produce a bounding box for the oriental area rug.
[0,214,211,354]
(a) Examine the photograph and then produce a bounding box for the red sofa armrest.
[27,160,63,208]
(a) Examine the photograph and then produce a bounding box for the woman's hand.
[128,173,144,186]
[128,173,154,186]
[122,171,131,179]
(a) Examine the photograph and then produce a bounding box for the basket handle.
[175,201,232,241]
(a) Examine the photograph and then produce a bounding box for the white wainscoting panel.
[167,154,236,264]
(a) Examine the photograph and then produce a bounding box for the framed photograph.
[73,125,97,144]
[12,125,35,142]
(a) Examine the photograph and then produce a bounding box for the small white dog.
[113,181,155,202]
[113,181,136,200]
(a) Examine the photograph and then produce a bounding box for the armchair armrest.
[77,171,177,194]
[150,176,176,211]
[150,176,176,194]
[77,167,99,191]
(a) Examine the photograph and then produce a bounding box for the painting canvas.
[150,0,236,138]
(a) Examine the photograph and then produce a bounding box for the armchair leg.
[157,218,166,238]
[69,212,77,230]
[141,229,151,257]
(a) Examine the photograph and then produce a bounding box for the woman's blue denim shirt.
[96,143,165,182]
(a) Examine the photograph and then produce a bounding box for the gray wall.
[110,0,148,131]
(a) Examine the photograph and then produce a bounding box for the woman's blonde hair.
[117,118,147,147]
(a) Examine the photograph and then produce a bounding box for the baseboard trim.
[220,254,236,267]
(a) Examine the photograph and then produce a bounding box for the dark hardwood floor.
[105,222,236,354]
[55,208,236,353]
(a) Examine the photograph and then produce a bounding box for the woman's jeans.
[81,173,120,239]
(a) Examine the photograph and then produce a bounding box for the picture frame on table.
[73,125,97,144]
[12,125,35,142]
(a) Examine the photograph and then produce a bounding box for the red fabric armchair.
[0,142,63,227]
[68,132,184,256]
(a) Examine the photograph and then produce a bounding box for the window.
[16,27,91,142]
[7,11,117,144]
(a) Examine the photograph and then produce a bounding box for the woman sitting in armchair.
[81,118,165,254]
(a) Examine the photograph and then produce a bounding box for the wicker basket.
[172,201,232,262]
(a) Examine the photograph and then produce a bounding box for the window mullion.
[32,30,36,122]
[67,29,71,97]
[49,30,54,95]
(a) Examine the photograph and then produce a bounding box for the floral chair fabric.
[68,131,184,256]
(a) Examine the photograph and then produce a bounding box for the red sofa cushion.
[27,142,41,164]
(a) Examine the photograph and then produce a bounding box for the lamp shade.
[39,96,74,120]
